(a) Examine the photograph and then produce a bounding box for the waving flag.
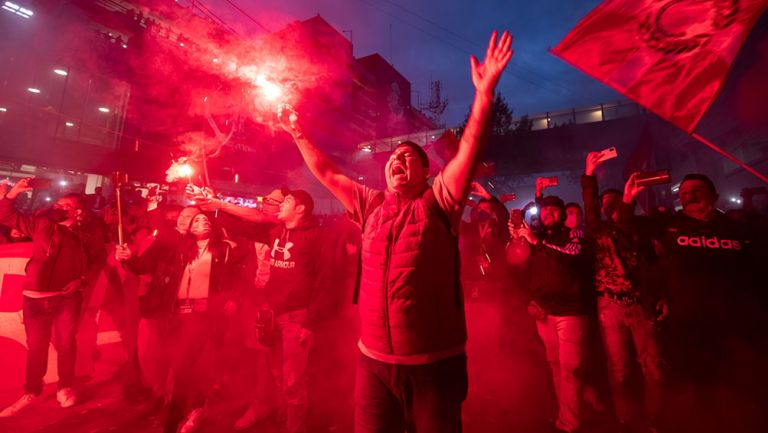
[553,0,768,133]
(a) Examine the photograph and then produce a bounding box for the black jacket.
[0,197,105,294]
[653,210,761,326]
[125,230,243,319]
[526,223,591,316]
[582,174,661,313]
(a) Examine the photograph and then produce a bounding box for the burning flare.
[165,157,194,183]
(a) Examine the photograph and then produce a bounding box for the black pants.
[354,352,468,433]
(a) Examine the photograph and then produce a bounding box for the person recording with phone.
[582,152,665,432]
[0,178,105,416]
[461,181,513,300]
[508,193,590,433]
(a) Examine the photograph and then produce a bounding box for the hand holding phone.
[5,178,33,200]
[596,146,618,162]
[586,147,618,175]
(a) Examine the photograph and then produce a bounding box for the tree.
[455,92,514,137]
[513,114,532,135]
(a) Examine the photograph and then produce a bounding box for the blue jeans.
[535,314,588,433]
[23,292,82,395]
[269,309,313,433]
[354,352,468,433]
[597,297,664,425]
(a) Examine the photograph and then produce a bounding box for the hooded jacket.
[0,197,104,295]
[261,217,328,331]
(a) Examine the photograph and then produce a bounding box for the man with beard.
[510,195,590,433]
[0,179,105,416]
[277,31,512,433]
[196,188,326,433]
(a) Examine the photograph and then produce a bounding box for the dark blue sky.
[208,0,621,126]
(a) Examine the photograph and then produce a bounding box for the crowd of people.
[0,30,766,433]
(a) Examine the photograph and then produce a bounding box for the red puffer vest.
[357,186,467,362]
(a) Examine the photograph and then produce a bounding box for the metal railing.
[357,100,643,152]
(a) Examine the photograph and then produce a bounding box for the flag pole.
[691,132,768,185]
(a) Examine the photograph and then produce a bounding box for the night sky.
[206,0,621,126]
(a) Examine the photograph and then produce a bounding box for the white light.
[27,87,40,93]
[65,122,74,127]
[0,107,6,112]
[730,197,737,202]
[121,44,128,49]
[358,176,365,181]
[256,75,281,101]
[59,180,67,186]
[98,107,110,113]
[179,42,184,47]
[44,197,51,201]
[212,58,219,63]
[361,146,372,153]
[53,69,68,76]
[530,207,538,215]
[2,2,32,18]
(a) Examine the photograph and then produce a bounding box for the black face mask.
[476,210,491,222]
[48,208,69,223]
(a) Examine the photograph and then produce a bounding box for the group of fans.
[0,30,766,433]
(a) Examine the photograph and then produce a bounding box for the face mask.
[48,208,69,223]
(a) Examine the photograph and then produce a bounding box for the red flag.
[553,0,767,133]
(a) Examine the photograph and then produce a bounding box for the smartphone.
[543,176,558,187]
[28,178,52,189]
[596,146,618,162]
[634,169,671,187]
[509,209,523,229]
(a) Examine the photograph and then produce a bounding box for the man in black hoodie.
[197,189,326,433]
[0,179,105,416]
[509,195,590,433]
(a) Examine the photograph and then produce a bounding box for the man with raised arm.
[278,31,512,433]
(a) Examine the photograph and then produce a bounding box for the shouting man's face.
[384,145,428,193]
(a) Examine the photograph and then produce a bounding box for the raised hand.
[277,104,302,138]
[471,31,514,95]
[585,151,606,176]
[623,172,646,204]
[5,178,32,200]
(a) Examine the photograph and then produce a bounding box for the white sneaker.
[56,388,77,408]
[0,393,37,417]
[179,407,204,433]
